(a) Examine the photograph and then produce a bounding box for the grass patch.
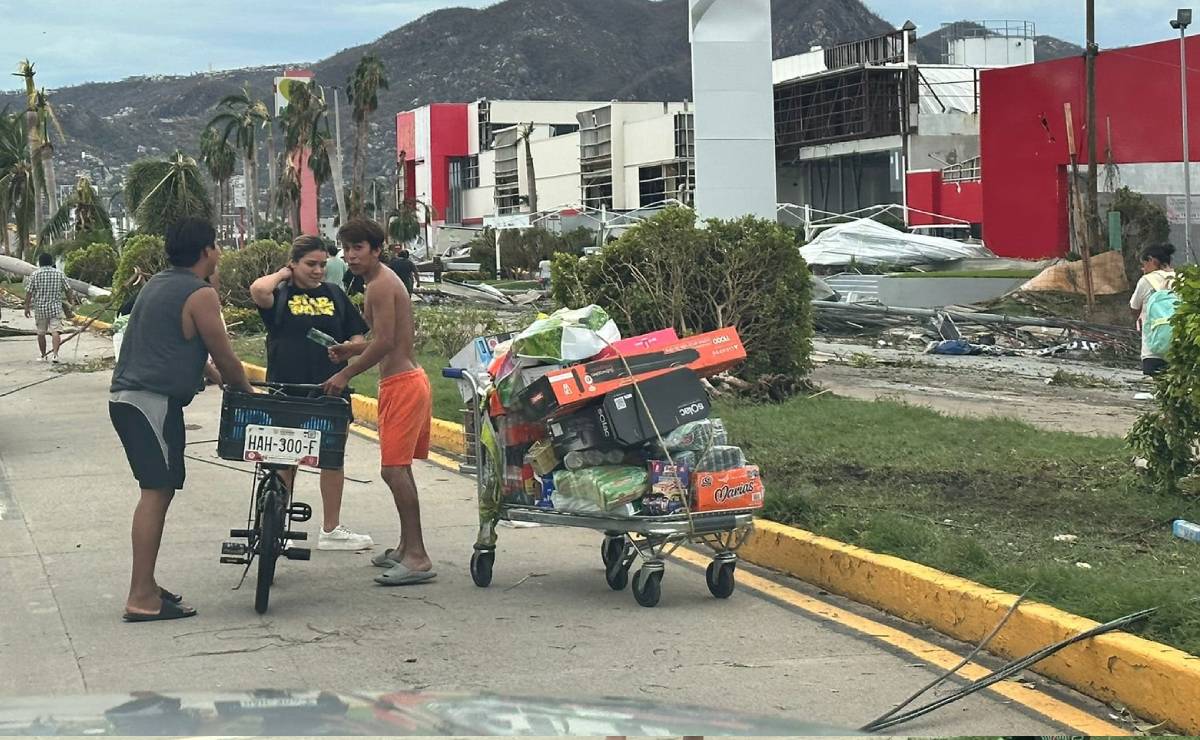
[3,279,115,324]
[231,334,464,422]
[891,269,1041,280]
[720,394,1200,656]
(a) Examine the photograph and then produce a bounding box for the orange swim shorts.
[377,368,432,467]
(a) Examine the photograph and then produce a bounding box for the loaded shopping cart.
[443,306,762,608]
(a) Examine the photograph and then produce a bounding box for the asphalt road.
[0,314,1123,735]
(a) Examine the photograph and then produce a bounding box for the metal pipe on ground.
[812,301,1135,338]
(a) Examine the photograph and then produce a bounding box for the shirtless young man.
[322,218,435,586]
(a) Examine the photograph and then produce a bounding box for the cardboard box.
[644,460,690,515]
[692,466,764,512]
[594,328,680,360]
[516,327,745,419]
[547,368,711,451]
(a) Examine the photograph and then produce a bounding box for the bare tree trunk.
[265,129,278,225]
[25,110,43,239]
[325,139,348,223]
[244,153,258,240]
[523,127,538,213]
[42,146,59,230]
[352,120,367,216]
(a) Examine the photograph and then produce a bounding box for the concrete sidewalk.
[0,314,1118,734]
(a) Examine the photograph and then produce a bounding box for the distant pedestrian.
[538,258,552,290]
[24,252,69,363]
[432,256,444,284]
[389,247,419,297]
[1130,243,1177,377]
[324,241,348,287]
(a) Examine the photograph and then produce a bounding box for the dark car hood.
[0,689,851,736]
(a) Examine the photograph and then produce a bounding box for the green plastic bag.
[512,305,620,363]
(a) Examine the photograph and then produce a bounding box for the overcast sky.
[0,0,1192,89]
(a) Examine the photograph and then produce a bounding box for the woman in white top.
[1129,243,1177,376]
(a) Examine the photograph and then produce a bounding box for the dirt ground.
[812,341,1150,438]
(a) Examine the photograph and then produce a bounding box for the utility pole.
[1085,0,1102,265]
[1172,9,1195,262]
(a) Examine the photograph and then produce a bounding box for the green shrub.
[1129,264,1200,493]
[222,305,265,335]
[415,306,506,359]
[255,221,295,244]
[552,206,813,386]
[112,234,167,304]
[467,226,592,279]
[218,239,289,308]
[1112,188,1170,287]
[64,243,119,287]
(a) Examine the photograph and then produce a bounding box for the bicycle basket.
[218,391,352,469]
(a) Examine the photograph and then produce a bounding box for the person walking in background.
[324,240,348,288]
[389,246,419,297]
[1130,243,1178,377]
[110,218,254,622]
[322,218,434,586]
[24,252,69,363]
[249,235,374,551]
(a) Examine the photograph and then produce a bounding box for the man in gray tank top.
[109,218,254,622]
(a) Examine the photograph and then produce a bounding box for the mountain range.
[0,0,1084,200]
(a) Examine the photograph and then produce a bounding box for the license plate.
[243,425,322,467]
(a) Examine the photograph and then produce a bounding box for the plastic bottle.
[1173,519,1200,543]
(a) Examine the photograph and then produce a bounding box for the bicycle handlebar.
[441,367,465,380]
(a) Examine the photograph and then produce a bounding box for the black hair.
[165,218,216,267]
[37,252,54,267]
[399,249,410,259]
[1141,243,1176,266]
[326,242,339,258]
[337,217,385,251]
[291,235,327,263]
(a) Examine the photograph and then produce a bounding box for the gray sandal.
[374,563,437,586]
[371,548,400,568]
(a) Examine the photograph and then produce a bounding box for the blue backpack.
[1143,273,1179,357]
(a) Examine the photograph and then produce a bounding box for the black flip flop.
[123,598,197,623]
[159,587,183,604]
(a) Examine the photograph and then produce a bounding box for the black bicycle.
[216,382,352,614]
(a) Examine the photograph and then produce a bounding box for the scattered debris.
[1075,562,1093,570]
[1053,534,1079,543]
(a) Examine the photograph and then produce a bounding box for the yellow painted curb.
[741,520,1200,734]
[418,413,1200,733]
[70,314,112,332]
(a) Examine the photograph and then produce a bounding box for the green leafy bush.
[1129,264,1200,494]
[218,239,289,308]
[1112,188,1170,287]
[414,306,506,359]
[255,221,295,244]
[552,206,813,386]
[112,234,168,304]
[222,305,265,335]
[467,226,593,279]
[64,242,119,288]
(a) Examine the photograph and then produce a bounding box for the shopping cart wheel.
[632,567,663,608]
[605,556,630,591]
[470,550,494,588]
[706,560,736,599]
[601,535,624,569]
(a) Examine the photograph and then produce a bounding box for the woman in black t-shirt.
[249,236,373,553]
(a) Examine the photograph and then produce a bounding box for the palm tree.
[309,127,332,221]
[208,85,269,238]
[278,81,329,235]
[199,126,237,236]
[518,122,538,213]
[274,159,302,237]
[42,176,112,243]
[13,61,44,235]
[0,109,35,259]
[123,151,213,235]
[346,54,389,217]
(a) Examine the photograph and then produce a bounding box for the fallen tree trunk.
[0,255,111,300]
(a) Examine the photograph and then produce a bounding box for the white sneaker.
[50,354,60,364]
[318,525,374,551]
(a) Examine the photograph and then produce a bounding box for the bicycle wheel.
[255,483,284,614]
